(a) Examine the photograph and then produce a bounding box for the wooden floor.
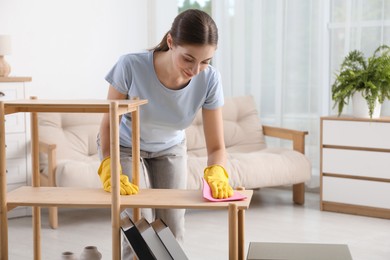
[7,188,390,260]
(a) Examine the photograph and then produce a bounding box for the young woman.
[97,8,233,257]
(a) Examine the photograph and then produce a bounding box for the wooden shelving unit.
[0,98,253,260]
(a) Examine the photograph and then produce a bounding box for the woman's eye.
[184,57,194,63]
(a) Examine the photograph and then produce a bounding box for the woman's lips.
[183,70,194,78]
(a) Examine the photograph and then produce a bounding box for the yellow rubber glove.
[204,165,234,199]
[98,157,139,195]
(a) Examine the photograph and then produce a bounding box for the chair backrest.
[38,113,103,161]
[185,95,266,153]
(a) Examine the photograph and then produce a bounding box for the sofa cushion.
[223,96,267,151]
[186,96,267,155]
[39,113,103,186]
[38,113,102,160]
[54,157,102,188]
[186,95,311,190]
[187,148,311,190]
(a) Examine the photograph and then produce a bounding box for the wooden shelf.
[3,99,148,114]
[1,99,148,260]
[0,77,32,83]
[0,98,253,260]
[7,186,253,210]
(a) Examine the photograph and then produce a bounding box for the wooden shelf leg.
[238,209,245,260]
[237,187,245,260]
[33,207,41,260]
[0,101,9,260]
[30,99,42,260]
[131,103,141,222]
[229,203,238,260]
[110,101,121,260]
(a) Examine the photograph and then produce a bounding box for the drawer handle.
[0,92,4,97]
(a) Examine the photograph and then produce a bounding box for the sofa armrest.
[262,125,308,154]
[39,141,57,187]
[262,125,309,205]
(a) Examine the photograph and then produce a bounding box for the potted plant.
[331,45,390,118]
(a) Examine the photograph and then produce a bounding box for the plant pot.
[352,91,381,118]
[61,251,78,260]
[80,246,102,260]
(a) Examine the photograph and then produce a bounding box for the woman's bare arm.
[202,107,227,166]
[99,85,127,159]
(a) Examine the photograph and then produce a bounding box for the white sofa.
[39,95,311,229]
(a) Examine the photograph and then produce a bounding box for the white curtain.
[211,0,390,189]
[174,0,390,189]
[213,0,330,189]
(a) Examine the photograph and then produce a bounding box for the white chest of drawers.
[0,77,32,218]
[320,116,390,219]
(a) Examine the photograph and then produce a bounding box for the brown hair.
[153,9,218,52]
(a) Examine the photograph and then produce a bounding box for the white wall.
[147,0,178,48]
[0,0,175,99]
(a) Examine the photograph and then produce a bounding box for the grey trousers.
[97,136,187,259]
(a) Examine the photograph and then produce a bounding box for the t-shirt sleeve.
[105,55,132,95]
[203,69,224,110]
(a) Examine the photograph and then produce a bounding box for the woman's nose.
[191,63,200,75]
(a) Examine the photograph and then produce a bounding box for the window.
[329,0,390,115]
[178,0,211,14]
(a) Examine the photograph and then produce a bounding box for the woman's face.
[170,42,216,80]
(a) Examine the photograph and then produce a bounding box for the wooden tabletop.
[321,115,390,122]
[7,187,253,210]
[2,99,148,114]
[0,77,32,82]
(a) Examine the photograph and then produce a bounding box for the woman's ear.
[167,33,173,49]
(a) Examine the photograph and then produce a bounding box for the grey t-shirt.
[105,51,224,152]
